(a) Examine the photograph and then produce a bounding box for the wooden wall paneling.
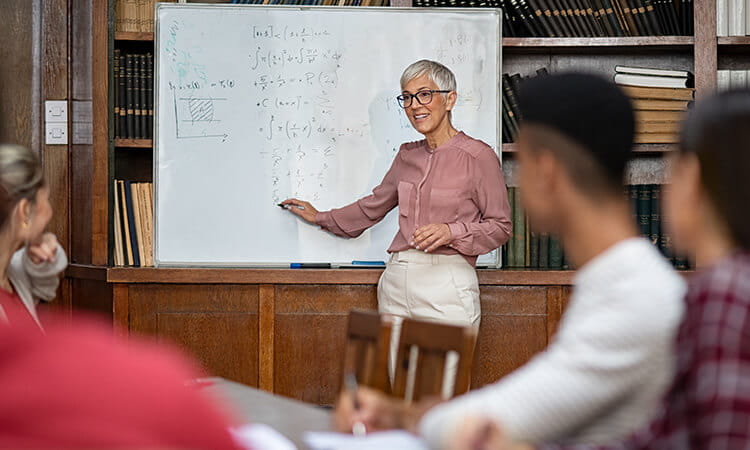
[273,285,378,405]
[70,277,113,319]
[91,0,109,264]
[70,0,94,264]
[112,283,129,337]
[128,284,261,387]
[471,286,549,388]
[693,0,717,97]
[0,0,38,149]
[259,284,275,392]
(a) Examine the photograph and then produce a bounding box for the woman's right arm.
[283,149,403,239]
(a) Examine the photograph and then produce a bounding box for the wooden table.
[204,377,332,448]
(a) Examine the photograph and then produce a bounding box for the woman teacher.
[282,60,511,385]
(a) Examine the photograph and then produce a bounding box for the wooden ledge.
[503,36,694,48]
[66,264,575,285]
[502,143,676,154]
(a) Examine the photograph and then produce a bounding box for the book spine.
[579,0,603,36]
[147,53,154,139]
[507,187,516,267]
[637,184,651,238]
[502,94,519,142]
[118,180,134,266]
[629,184,638,227]
[119,55,127,138]
[513,188,525,267]
[124,181,141,267]
[502,74,523,125]
[592,0,615,35]
[530,230,540,268]
[560,0,586,36]
[650,0,669,34]
[140,55,148,140]
[553,0,579,36]
[601,0,625,36]
[572,0,596,35]
[635,0,658,34]
[521,0,546,36]
[642,0,663,34]
[616,0,639,35]
[114,49,120,139]
[549,235,563,269]
[133,53,142,139]
[538,233,550,269]
[525,215,531,267]
[611,0,631,35]
[539,0,566,36]
[528,0,557,35]
[125,54,134,139]
[650,184,660,248]
[113,180,124,266]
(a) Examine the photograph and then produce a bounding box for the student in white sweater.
[0,144,67,327]
[333,74,686,447]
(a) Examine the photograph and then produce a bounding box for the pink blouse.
[315,132,512,266]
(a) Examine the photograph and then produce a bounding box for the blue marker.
[290,263,331,269]
[351,261,386,266]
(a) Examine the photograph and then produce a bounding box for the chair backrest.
[341,310,392,393]
[392,318,475,402]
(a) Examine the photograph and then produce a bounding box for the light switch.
[45,100,67,122]
[46,123,67,145]
[45,100,68,145]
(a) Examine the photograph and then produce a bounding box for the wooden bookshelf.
[502,143,676,154]
[114,31,154,41]
[114,139,152,148]
[503,36,694,49]
[718,36,750,46]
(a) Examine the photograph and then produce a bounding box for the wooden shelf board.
[115,139,152,148]
[502,143,676,154]
[115,31,154,41]
[718,36,750,46]
[503,36,694,48]
[66,264,576,285]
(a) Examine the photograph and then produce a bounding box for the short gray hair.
[400,60,457,92]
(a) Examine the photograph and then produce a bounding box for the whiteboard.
[155,4,501,267]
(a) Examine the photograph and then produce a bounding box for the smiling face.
[401,75,456,138]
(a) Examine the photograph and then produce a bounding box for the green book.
[549,235,563,269]
[525,215,531,268]
[507,187,516,268]
[539,232,550,269]
[649,184,660,248]
[530,230,540,268]
[513,188,526,268]
[628,184,638,228]
[637,184,651,238]
[660,186,674,259]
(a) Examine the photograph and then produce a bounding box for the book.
[616,0,639,35]
[641,0,662,34]
[512,188,525,267]
[634,109,685,121]
[119,55,127,138]
[114,50,121,139]
[530,230,540,268]
[125,54,134,139]
[146,53,154,139]
[615,73,694,89]
[634,132,679,143]
[730,70,748,89]
[649,184,660,248]
[615,65,693,78]
[635,120,682,134]
[637,184,651,237]
[507,187,516,267]
[118,180,134,266]
[132,182,146,266]
[133,54,142,139]
[619,85,694,101]
[113,180,124,266]
[729,0,745,36]
[549,235,563,269]
[538,233,550,269]
[525,214,531,267]
[124,181,141,267]
[631,98,691,111]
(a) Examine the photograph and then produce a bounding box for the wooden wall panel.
[273,285,377,405]
[472,286,549,388]
[128,285,261,386]
[70,278,113,319]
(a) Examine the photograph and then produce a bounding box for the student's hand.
[27,232,59,264]
[333,387,405,433]
[412,223,452,252]
[448,416,532,450]
[280,198,319,225]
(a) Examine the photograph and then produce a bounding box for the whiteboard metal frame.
[153,3,502,268]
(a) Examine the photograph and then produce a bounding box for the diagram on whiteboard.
[173,91,229,141]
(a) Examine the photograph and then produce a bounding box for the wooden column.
[694,0,717,97]
[259,284,275,392]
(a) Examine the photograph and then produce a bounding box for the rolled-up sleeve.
[447,149,511,256]
[316,150,402,238]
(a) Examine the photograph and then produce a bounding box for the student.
[0,144,67,327]
[282,60,511,393]
[451,89,750,450]
[334,73,686,447]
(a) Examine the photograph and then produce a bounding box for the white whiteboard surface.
[155,4,501,267]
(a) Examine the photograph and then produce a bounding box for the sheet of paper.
[231,423,297,450]
[304,430,429,450]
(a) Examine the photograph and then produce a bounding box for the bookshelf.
[64,0,718,404]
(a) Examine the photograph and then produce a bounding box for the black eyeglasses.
[396,89,451,108]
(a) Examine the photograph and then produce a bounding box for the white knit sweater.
[419,238,686,448]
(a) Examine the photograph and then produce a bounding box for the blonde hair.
[0,145,44,229]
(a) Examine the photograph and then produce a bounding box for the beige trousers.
[377,249,480,399]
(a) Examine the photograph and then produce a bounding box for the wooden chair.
[341,309,392,394]
[392,318,475,402]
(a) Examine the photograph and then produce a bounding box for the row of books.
[113,180,154,267]
[717,70,750,91]
[500,0,693,38]
[231,0,390,5]
[114,0,175,33]
[716,0,750,37]
[628,184,690,270]
[502,187,568,269]
[501,68,549,144]
[113,50,154,140]
[501,185,690,270]
[615,65,693,144]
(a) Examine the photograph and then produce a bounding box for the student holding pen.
[281,59,511,392]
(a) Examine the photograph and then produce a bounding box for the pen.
[290,263,331,269]
[278,203,305,210]
[344,373,366,437]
